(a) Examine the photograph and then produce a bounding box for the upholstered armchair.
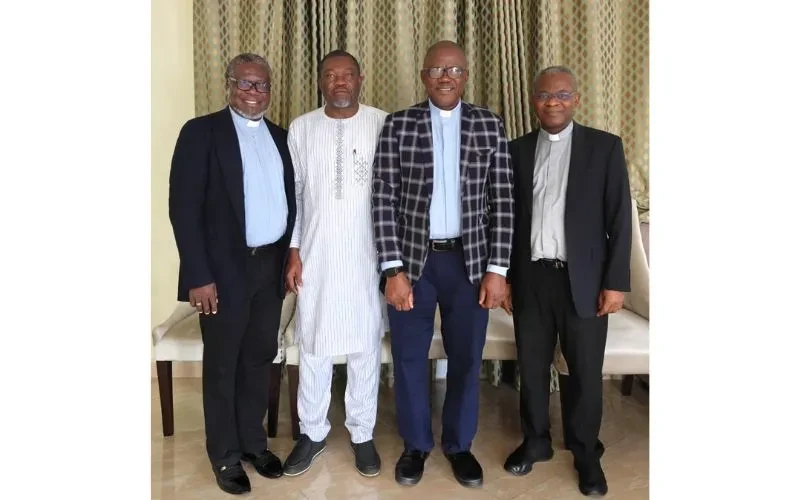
[151,294,296,437]
[554,196,650,403]
[431,306,518,388]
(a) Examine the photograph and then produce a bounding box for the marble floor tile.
[152,374,648,499]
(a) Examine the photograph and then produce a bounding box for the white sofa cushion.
[554,308,649,375]
[153,294,297,363]
[429,307,517,360]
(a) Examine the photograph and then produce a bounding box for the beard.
[230,105,266,120]
[328,96,353,108]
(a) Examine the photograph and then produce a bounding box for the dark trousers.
[512,261,608,464]
[199,246,282,466]
[387,249,489,454]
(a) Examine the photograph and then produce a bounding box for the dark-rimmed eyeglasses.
[422,66,466,79]
[229,78,272,93]
[533,91,577,102]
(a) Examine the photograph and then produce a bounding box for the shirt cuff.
[486,265,508,277]
[381,260,404,271]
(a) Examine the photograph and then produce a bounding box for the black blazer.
[168,107,296,304]
[508,122,631,319]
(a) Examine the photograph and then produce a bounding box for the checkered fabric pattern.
[372,101,514,285]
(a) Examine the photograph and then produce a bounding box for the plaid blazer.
[372,101,514,286]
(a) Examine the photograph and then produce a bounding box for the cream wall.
[151,0,194,332]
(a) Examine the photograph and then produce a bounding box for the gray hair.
[224,53,272,82]
[533,65,578,91]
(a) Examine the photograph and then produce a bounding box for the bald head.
[423,40,466,67]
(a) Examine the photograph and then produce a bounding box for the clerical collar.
[539,120,574,142]
[428,99,462,118]
[229,106,263,128]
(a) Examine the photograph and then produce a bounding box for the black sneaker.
[351,440,381,477]
[283,434,326,476]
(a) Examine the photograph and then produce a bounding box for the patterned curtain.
[192,0,649,389]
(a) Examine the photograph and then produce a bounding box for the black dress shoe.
[283,434,326,476]
[503,441,555,476]
[445,451,483,488]
[575,460,608,496]
[351,440,381,477]
[242,449,283,479]
[212,463,251,495]
[394,449,429,486]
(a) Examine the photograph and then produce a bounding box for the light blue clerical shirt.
[428,99,463,239]
[229,107,288,247]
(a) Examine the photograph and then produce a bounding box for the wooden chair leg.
[156,361,174,437]
[621,375,634,396]
[558,373,573,451]
[287,364,300,441]
[267,362,282,438]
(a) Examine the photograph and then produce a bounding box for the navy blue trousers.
[387,249,489,454]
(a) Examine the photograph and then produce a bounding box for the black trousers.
[512,260,608,464]
[199,246,282,466]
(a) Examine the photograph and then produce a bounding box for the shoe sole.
[283,446,327,477]
[454,476,483,488]
[504,451,555,476]
[395,473,422,486]
[350,445,381,477]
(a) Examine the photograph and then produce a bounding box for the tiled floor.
[152,375,648,499]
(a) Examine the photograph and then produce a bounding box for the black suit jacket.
[168,107,296,304]
[508,122,631,319]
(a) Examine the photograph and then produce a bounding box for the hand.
[285,248,303,294]
[500,283,513,315]
[479,272,507,309]
[189,283,218,315]
[385,273,414,312]
[597,289,625,316]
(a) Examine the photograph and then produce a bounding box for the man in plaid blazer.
[372,41,514,489]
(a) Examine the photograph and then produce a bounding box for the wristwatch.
[384,266,405,278]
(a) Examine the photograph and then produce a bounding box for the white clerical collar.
[539,120,574,142]
[429,99,462,118]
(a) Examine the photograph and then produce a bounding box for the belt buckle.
[250,247,258,256]
[431,239,450,252]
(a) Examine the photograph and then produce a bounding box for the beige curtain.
[192,0,649,388]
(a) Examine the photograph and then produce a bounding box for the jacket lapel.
[266,119,294,241]
[414,102,435,202]
[214,108,246,236]
[521,130,538,220]
[458,102,475,191]
[565,121,588,227]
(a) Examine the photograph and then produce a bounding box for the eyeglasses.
[533,91,577,102]
[229,78,272,93]
[422,66,466,79]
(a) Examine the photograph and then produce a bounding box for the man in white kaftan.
[283,49,388,478]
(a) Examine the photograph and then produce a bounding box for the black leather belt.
[248,242,278,256]
[535,258,567,269]
[429,238,461,252]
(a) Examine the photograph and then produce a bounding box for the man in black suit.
[168,53,295,495]
[501,66,631,497]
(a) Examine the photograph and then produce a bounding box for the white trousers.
[297,341,381,443]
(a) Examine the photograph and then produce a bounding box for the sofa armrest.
[152,302,197,345]
[623,199,650,320]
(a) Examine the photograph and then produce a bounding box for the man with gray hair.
[169,52,295,495]
[502,65,631,497]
